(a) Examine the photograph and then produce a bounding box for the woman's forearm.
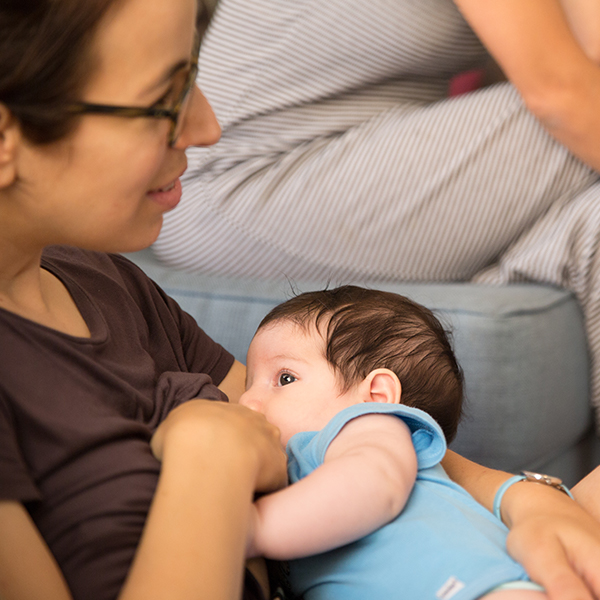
[443,451,600,599]
[441,450,509,512]
[0,502,73,600]
[119,438,256,600]
[121,400,287,600]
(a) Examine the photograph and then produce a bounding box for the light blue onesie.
[286,403,531,600]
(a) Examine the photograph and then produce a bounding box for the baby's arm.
[247,413,417,560]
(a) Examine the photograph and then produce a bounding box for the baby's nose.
[239,389,260,411]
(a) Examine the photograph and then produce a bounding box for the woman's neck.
[0,243,90,337]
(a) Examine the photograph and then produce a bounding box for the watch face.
[521,470,563,487]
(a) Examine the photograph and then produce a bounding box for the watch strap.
[493,472,573,521]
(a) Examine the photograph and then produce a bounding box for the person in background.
[155,0,600,436]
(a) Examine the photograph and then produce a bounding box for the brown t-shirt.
[0,246,240,599]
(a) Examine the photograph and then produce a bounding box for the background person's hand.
[151,399,288,494]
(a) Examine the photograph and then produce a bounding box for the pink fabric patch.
[448,69,484,97]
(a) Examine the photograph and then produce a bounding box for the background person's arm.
[443,450,600,600]
[248,414,417,560]
[454,0,600,172]
[558,0,600,62]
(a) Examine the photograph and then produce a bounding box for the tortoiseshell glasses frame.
[66,35,200,146]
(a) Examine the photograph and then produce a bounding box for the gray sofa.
[127,249,600,487]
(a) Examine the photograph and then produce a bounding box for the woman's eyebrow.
[144,59,189,94]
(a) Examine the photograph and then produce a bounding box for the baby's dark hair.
[258,286,464,441]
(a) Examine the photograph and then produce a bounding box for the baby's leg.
[480,589,547,600]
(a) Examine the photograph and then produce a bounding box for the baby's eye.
[278,372,297,386]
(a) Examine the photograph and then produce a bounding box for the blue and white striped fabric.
[154,0,600,426]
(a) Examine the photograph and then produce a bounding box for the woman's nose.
[173,85,221,149]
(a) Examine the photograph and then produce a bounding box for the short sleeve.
[160,290,235,385]
[107,252,235,385]
[0,393,40,501]
[287,403,447,481]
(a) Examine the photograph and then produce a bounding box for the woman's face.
[9,0,220,253]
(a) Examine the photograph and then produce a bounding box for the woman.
[153,0,600,430]
[0,1,285,599]
[0,1,599,599]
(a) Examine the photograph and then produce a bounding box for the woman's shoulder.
[42,245,140,276]
[42,245,158,297]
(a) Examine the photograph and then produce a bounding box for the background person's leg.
[475,180,600,428]
[156,84,596,282]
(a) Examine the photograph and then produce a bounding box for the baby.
[239,285,547,600]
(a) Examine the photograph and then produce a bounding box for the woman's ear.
[0,104,19,189]
[361,368,402,405]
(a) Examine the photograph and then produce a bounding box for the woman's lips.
[147,177,183,211]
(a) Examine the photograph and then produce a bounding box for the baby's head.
[240,286,463,445]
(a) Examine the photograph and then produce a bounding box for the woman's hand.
[443,451,600,599]
[151,398,288,494]
[502,484,600,600]
[120,400,287,600]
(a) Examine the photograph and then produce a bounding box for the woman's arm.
[120,399,287,600]
[218,359,246,404]
[248,414,417,560]
[443,451,600,600]
[454,0,600,171]
[573,464,600,521]
[0,501,73,600]
[0,402,286,600]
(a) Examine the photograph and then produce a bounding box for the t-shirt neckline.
[0,260,110,344]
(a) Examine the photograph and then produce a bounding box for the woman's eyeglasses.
[66,36,200,146]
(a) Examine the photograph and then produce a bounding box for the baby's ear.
[362,369,402,405]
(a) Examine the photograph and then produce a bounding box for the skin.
[239,321,416,556]
[443,453,600,600]
[232,3,600,593]
[240,321,367,446]
[557,0,600,62]
[0,0,286,598]
[453,0,600,171]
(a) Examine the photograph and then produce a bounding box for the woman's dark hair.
[259,286,465,442]
[0,0,122,144]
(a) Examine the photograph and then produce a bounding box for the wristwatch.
[493,470,574,520]
[520,470,572,496]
